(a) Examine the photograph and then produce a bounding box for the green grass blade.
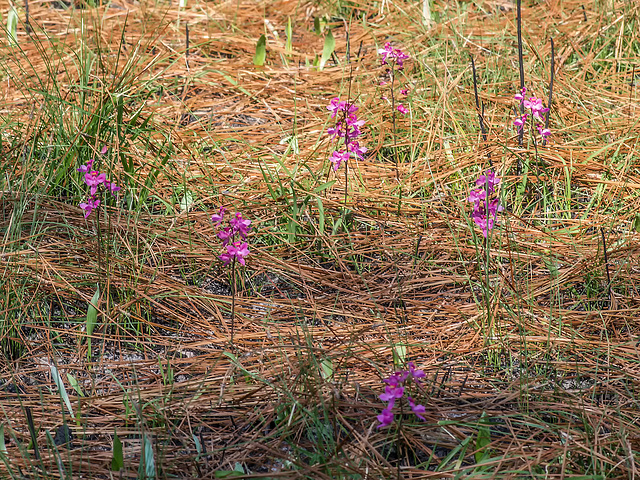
[142,433,155,479]
[86,285,100,360]
[6,7,18,46]
[66,373,84,397]
[111,430,124,472]
[285,17,293,54]
[0,424,6,455]
[316,197,325,235]
[50,364,74,418]
[254,34,266,66]
[319,30,335,71]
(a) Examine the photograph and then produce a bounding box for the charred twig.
[471,54,491,166]
[600,227,613,307]
[543,38,554,147]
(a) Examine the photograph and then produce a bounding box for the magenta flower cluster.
[468,170,503,238]
[377,362,426,428]
[326,97,367,171]
[513,87,551,139]
[378,42,409,69]
[212,207,251,266]
[77,147,120,218]
[378,43,410,115]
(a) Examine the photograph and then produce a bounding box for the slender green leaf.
[331,216,342,236]
[436,436,470,472]
[258,162,279,201]
[142,433,155,479]
[393,344,407,367]
[316,197,325,235]
[313,17,327,35]
[86,285,100,360]
[179,190,195,212]
[193,434,202,455]
[475,413,491,464]
[285,17,293,54]
[223,351,239,363]
[50,364,74,418]
[312,180,336,194]
[0,424,6,455]
[7,7,18,46]
[320,358,333,381]
[319,30,335,70]
[254,34,266,66]
[66,373,84,397]
[111,431,123,472]
[86,286,100,337]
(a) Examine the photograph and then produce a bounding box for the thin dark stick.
[470,55,486,141]
[25,406,40,460]
[185,24,190,69]
[458,375,468,397]
[390,65,399,181]
[470,55,491,167]
[516,0,525,149]
[345,19,350,63]
[24,0,31,35]
[600,228,613,307]
[430,372,438,396]
[543,38,554,147]
[344,155,348,207]
[396,401,404,480]
[230,257,236,346]
[96,207,103,276]
[356,40,363,59]
[483,173,491,338]
[343,63,354,208]
[581,5,587,22]
[441,366,451,390]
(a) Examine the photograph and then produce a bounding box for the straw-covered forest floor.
[1,0,640,478]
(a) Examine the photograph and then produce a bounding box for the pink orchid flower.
[329,149,349,171]
[84,171,106,196]
[219,241,250,266]
[397,104,409,115]
[79,197,100,218]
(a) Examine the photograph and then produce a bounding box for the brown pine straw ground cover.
[1,0,640,477]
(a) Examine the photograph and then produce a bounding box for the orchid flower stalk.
[76,146,121,283]
[77,148,121,219]
[212,207,252,347]
[326,97,367,172]
[376,362,426,428]
[468,170,503,239]
[513,87,551,140]
[378,42,410,181]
